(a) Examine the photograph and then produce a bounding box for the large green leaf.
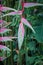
[33,25,43,43]
[27,41,36,51]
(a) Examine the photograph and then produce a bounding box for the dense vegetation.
[0,0,43,65]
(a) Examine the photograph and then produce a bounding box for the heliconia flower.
[1,11,22,17]
[0,5,17,12]
[21,17,35,33]
[18,22,25,50]
[24,3,43,8]
[0,28,11,34]
[0,37,17,42]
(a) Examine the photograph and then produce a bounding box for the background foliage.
[0,0,43,65]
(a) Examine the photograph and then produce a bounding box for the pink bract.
[7,11,22,15]
[0,37,17,42]
[21,17,35,33]
[18,22,25,50]
[0,37,12,41]
[0,57,6,61]
[0,20,3,23]
[0,5,17,12]
[24,3,43,8]
[2,11,22,17]
[0,45,9,50]
[0,28,11,34]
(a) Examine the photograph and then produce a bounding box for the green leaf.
[33,25,43,43]
[27,41,36,51]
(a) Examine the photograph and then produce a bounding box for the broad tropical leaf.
[2,11,22,17]
[24,3,43,8]
[0,28,11,34]
[33,25,43,43]
[18,22,25,50]
[21,17,35,33]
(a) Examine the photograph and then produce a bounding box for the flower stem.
[18,50,22,65]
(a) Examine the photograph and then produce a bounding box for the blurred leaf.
[14,54,18,62]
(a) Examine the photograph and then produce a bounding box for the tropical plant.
[0,0,43,65]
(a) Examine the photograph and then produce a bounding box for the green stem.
[17,0,22,11]
[25,39,28,65]
[18,50,22,65]
[10,42,13,65]
[24,27,28,65]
